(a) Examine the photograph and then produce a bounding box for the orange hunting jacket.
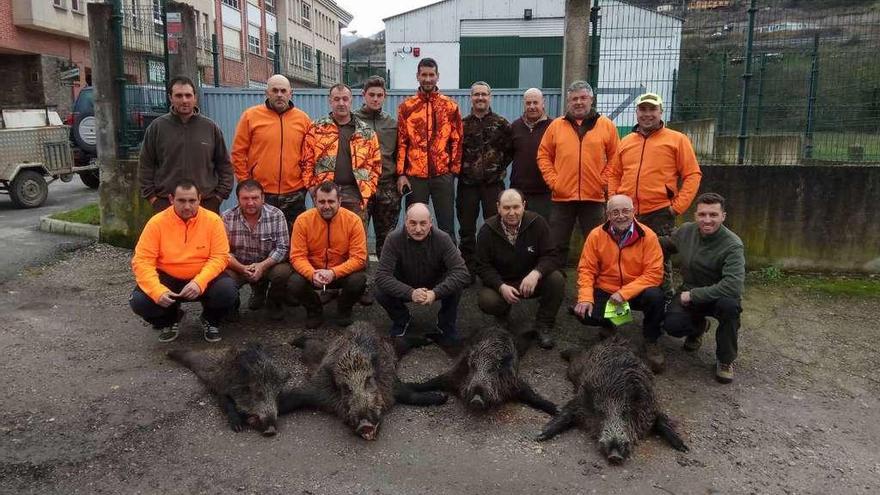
[605,125,702,215]
[577,221,663,304]
[289,207,367,280]
[396,90,463,178]
[131,207,230,303]
[300,116,381,209]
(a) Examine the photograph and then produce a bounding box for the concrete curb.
[39,215,101,240]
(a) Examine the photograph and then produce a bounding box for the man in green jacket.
[662,192,745,384]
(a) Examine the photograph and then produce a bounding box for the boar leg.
[516,380,558,415]
[393,380,449,406]
[407,372,454,393]
[654,413,688,452]
[535,400,579,441]
[222,395,245,432]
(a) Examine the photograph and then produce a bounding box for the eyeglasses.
[608,208,634,218]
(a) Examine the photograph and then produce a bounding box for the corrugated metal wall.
[459,37,563,89]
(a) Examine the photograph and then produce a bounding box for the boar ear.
[501,353,514,370]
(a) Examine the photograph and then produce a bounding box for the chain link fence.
[598,0,880,164]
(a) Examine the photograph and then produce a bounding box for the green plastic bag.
[604,301,633,326]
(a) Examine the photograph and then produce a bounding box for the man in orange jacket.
[538,81,620,269]
[288,181,368,329]
[396,58,463,241]
[572,194,666,373]
[605,92,702,294]
[129,180,238,343]
[231,74,312,228]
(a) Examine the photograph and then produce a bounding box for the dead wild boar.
[536,337,688,463]
[168,343,290,436]
[408,327,557,415]
[278,321,448,440]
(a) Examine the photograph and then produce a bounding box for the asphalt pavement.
[0,177,97,284]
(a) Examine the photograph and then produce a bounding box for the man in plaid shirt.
[222,179,293,320]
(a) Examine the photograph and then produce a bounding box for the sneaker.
[248,287,267,310]
[305,308,324,329]
[157,321,180,343]
[201,318,221,343]
[643,342,666,374]
[716,361,734,384]
[266,300,285,321]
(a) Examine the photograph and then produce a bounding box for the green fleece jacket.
[665,222,745,303]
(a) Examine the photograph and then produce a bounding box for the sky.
[335,0,440,37]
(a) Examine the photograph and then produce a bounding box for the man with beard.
[288,182,368,329]
[222,179,292,320]
[231,74,312,227]
[538,81,620,269]
[510,88,553,220]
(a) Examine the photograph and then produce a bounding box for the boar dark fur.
[536,337,688,463]
[168,343,290,436]
[278,321,447,440]
[408,327,557,415]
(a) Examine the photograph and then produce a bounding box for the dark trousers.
[664,294,742,364]
[576,287,665,341]
[288,271,366,312]
[638,207,676,296]
[225,263,293,304]
[265,190,307,231]
[374,286,462,336]
[456,180,504,270]
[407,174,456,242]
[367,183,402,257]
[151,196,221,215]
[549,200,605,268]
[129,272,238,327]
[477,270,565,328]
[523,192,552,222]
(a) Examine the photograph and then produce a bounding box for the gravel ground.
[1,244,878,494]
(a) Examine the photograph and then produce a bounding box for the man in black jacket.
[474,189,564,349]
[374,203,470,344]
[509,88,553,220]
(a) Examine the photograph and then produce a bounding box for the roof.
[382,0,451,22]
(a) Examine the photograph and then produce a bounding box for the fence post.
[345,48,350,85]
[717,51,727,135]
[736,0,757,165]
[316,51,322,87]
[386,69,391,89]
[111,0,127,157]
[212,34,220,87]
[804,33,820,160]
[273,33,281,75]
[670,68,677,122]
[588,0,601,92]
[754,53,766,135]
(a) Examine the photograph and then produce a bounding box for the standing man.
[130,180,237,343]
[374,203,470,344]
[510,88,553,220]
[354,75,401,257]
[301,83,381,220]
[475,189,564,349]
[222,179,292,321]
[231,74,312,228]
[572,195,665,373]
[606,92,702,294]
[396,58,463,241]
[139,76,233,214]
[662,193,745,384]
[538,80,620,268]
[458,81,512,282]
[288,182,368,329]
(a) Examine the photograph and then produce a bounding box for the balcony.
[12,0,89,39]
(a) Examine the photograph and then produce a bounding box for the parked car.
[68,85,167,189]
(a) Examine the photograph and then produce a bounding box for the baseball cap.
[635,92,663,109]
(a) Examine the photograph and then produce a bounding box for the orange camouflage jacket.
[396,90,463,178]
[300,115,381,209]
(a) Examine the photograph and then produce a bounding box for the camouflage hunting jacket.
[460,110,513,185]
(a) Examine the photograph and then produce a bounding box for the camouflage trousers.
[366,183,402,257]
[638,207,676,297]
[265,190,307,231]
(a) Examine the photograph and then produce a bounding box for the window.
[124,0,142,29]
[302,43,313,70]
[71,0,82,13]
[289,0,299,21]
[222,0,241,10]
[53,0,65,9]
[248,24,261,55]
[301,3,310,30]
[152,0,164,36]
[267,32,276,60]
[223,26,242,61]
[265,0,276,14]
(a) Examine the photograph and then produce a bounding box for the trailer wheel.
[9,170,49,208]
[79,170,100,189]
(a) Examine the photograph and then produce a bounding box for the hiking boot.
[336,306,354,327]
[305,307,324,329]
[427,325,463,347]
[248,287,267,310]
[266,300,285,321]
[534,324,556,350]
[684,319,708,352]
[716,361,734,384]
[157,321,181,343]
[643,342,665,374]
[388,318,411,338]
[201,318,221,343]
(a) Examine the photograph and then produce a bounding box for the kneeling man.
[572,194,665,372]
[130,180,237,343]
[475,189,564,349]
[662,192,744,384]
[289,181,367,329]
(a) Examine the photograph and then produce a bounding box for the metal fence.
[599,0,880,164]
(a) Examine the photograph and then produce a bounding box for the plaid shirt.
[222,204,289,265]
